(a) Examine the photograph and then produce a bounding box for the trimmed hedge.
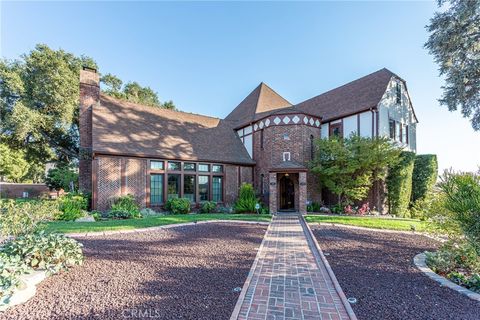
[411,154,438,203]
[386,151,415,217]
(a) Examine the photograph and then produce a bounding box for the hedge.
[411,154,438,204]
[386,151,416,217]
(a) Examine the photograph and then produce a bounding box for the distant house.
[79,67,418,213]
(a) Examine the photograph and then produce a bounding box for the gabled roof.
[225,82,292,126]
[92,94,254,165]
[295,68,397,121]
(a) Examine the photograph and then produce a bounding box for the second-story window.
[389,119,396,140]
[396,82,402,104]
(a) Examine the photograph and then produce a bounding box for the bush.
[307,202,321,212]
[439,171,480,254]
[200,201,217,213]
[0,231,84,274]
[0,200,59,237]
[89,210,102,221]
[234,183,258,213]
[45,166,78,192]
[386,151,416,217]
[140,208,161,217]
[411,154,438,203]
[0,253,29,299]
[108,194,141,219]
[56,193,88,221]
[165,198,191,214]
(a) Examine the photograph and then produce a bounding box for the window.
[310,135,314,160]
[283,133,290,140]
[167,174,180,199]
[198,176,210,201]
[150,174,164,205]
[212,165,223,173]
[168,161,181,171]
[329,122,343,138]
[389,119,396,140]
[260,130,264,149]
[150,161,164,170]
[402,125,408,144]
[283,152,291,162]
[184,163,196,171]
[198,164,210,172]
[183,175,196,202]
[395,122,401,141]
[396,83,401,104]
[212,176,223,202]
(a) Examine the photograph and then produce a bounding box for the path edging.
[229,219,273,320]
[66,219,270,238]
[414,253,480,302]
[300,216,358,320]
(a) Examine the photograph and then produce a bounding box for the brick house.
[79,67,417,214]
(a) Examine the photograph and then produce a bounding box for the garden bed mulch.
[311,224,480,320]
[0,222,267,320]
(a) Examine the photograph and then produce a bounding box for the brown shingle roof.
[295,68,397,121]
[225,82,292,126]
[92,94,254,165]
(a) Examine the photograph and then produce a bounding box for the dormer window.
[396,82,402,104]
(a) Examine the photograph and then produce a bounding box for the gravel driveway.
[1,223,267,320]
[312,224,480,320]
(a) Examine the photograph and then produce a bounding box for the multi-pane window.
[395,122,401,141]
[198,176,210,201]
[168,161,181,171]
[184,163,196,171]
[212,176,223,202]
[212,165,223,173]
[150,174,164,205]
[198,164,210,172]
[329,123,342,138]
[150,161,164,170]
[396,83,402,104]
[402,125,408,144]
[183,175,196,202]
[389,119,396,140]
[167,174,180,199]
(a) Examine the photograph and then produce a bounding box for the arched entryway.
[279,174,295,210]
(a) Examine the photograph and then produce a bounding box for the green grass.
[44,214,271,234]
[305,214,432,232]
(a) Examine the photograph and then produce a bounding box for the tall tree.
[425,0,480,130]
[311,135,401,205]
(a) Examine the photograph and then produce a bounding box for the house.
[79,67,418,214]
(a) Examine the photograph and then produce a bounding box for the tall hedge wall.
[411,154,438,204]
[386,151,416,217]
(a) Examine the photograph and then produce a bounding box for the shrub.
[439,171,480,254]
[0,253,29,299]
[411,154,438,203]
[0,231,84,274]
[56,193,88,221]
[0,200,59,237]
[386,151,416,217]
[426,241,480,275]
[45,165,78,192]
[89,210,102,221]
[200,201,217,213]
[307,202,321,212]
[108,194,141,219]
[165,198,191,214]
[234,183,258,213]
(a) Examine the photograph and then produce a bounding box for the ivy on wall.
[386,151,416,217]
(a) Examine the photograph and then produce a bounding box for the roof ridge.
[100,93,220,121]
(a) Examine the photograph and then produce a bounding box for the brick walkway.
[231,214,355,320]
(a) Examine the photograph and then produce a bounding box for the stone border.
[300,216,358,320]
[0,270,47,312]
[66,219,271,238]
[414,253,480,302]
[229,218,274,320]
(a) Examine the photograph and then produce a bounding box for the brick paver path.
[232,214,354,320]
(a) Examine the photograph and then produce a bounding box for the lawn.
[44,213,271,234]
[305,214,432,232]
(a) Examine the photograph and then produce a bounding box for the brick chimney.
[79,67,100,194]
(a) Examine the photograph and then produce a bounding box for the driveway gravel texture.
[1,223,267,320]
[312,224,480,320]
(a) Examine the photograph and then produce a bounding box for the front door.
[279,175,295,210]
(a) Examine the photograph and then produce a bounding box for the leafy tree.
[45,166,78,191]
[311,135,401,206]
[0,143,30,182]
[425,0,480,131]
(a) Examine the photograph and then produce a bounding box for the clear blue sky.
[2,1,479,173]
